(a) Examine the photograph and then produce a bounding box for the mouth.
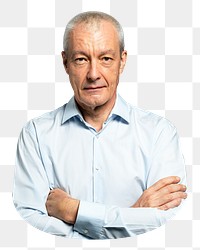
[83,86,106,91]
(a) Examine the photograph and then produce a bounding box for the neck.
[76,96,117,132]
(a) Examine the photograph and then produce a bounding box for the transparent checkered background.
[0,0,199,249]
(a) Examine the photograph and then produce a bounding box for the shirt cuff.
[73,200,106,239]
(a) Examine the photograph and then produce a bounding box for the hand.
[46,188,80,224]
[132,176,187,210]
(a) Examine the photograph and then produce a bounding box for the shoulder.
[23,104,66,134]
[127,102,176,133]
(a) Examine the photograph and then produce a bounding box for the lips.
[84,86,105,90]
[83,85,106,90]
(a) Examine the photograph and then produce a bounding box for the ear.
[61,51,69,74]
[119,50,127,74]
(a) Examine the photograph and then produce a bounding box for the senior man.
[13,11,187,239]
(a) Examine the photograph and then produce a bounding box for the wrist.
[63,198,80,224]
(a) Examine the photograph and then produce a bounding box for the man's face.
[62,21,127,110]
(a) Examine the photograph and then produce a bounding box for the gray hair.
[63,11,125,54]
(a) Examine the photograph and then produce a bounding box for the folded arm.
[46,176,187,239]
[13,119,187,239]
[13,122,80,238]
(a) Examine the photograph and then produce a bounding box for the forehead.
[68,21,119,51]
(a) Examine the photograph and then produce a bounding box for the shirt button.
[84,229,88,234]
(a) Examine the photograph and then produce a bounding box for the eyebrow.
[99,49,116,56]
[70,49,116,58]
[71,51,88,58]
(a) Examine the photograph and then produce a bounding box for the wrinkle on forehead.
[68,21,120,54]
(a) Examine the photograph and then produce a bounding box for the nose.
[87,60,101,82]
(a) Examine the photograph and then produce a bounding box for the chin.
[82,98,107,109]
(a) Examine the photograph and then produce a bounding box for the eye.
[74,57,87,65]
[101,57,113,65]
[102,57,112,62]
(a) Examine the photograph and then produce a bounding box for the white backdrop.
[0,0,199,249]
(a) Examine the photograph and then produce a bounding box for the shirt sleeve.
[13,118,186,239]
[74,119,186,239]
[146,119,187,188]
[12,121,79,238]
[74,201,180,239]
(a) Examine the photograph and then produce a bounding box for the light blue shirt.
[13,94,186,239]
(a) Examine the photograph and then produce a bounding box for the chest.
[40,122,151,206]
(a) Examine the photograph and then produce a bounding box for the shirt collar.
[61,97,81,124]
[109,94,130,124]
[61,94,130,125]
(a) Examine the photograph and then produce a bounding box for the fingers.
[47,189,58,198]
[48,190,54,196]
[132,176,187,209]
[48,188,70,196]
[147,181,187,207]
[155,190,187,208]
[158,195,187,211]
[148,176,181,192]
[161,183,187,195]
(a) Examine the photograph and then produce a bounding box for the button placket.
[93,135,103,203]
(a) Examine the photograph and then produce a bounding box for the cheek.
[69,78,80,96]
[68,70,84,90]
[108,70,120,85]
[103,66,119,80]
